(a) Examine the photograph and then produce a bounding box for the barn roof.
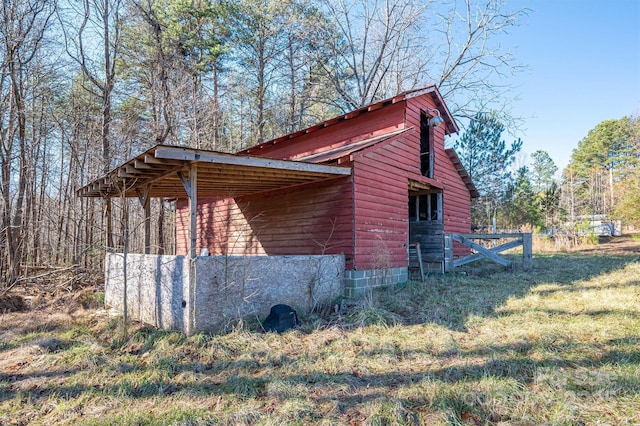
[445,148,480,198]
[239,84,457,156]
[77,145,351,199]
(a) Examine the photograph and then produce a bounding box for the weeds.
[1,252,639,424]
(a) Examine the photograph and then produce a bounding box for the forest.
[1,0,638,291]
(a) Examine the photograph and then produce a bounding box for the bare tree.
[231,0,301,144]
[58,0,123,249]
[315,0,528,122]
[434,0,528,122]
[316,0,428,110]
[0,0,55,289]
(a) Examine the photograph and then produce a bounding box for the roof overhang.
[294,128,411,164]
[77,145,352,199]
[445,148,479,198]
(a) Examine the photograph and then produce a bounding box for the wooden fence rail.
[444,233,532,272]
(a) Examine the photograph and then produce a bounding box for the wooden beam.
[452,239,522,268]
[125,164,144,175]
[134,159,154,170]
[452,234,511,268]
[456,233,524,239]
[154,145,351,176]
[177,171,192,198]
[135,185,152,254]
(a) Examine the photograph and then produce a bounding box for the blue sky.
[503,0,640,171]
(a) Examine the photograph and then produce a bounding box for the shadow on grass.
[2,333,638,423]
[1,252,638,424]
[375,253,639,332]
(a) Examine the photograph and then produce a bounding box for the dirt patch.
[0,268,103,340]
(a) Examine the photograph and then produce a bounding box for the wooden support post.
[444,234,453,272]
[143,198,151,254]
[136,185,152,255]
[522,233,532,271]
[189,165,197,258]
[178,164,198,335]
[189,164,198,335]
[105,198,114,250]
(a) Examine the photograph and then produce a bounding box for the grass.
[1,252,639,425]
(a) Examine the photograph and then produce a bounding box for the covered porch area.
[79,145,351,333]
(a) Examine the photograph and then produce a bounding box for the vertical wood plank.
[444,235,453,272]
[522,233,532,271]
[189,164,198,259]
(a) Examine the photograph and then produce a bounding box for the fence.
[444,233,532,272]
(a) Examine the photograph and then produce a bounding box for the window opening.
[409,192,442,222]
[420,112,434,178]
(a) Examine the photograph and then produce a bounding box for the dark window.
[409,193,442,222]
[420,112,434,178]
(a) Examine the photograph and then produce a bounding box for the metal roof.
[77,145,351,199]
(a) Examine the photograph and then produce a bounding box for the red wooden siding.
[176,176,356,267]
[351,137,415,270]
[175,89,475,267]
[406,96,472,257]
[241,102,407,161]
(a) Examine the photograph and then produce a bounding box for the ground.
[0,233,638,425]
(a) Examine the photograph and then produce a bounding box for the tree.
[612,115,640,226]
[614,168,640,227]
[58,0,124,249]
[564,116,639,219]
[0,0,55,289]
[316,0,428,110]
[229,0,288,144]
[453,112,522,226]
[538,180,562,228]
[500,166,542,229]
[530,150,557,192]
[315,0,528,123]
[529,150,560,227]
[160,0,228,148]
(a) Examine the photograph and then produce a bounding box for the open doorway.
[409,192,442,222]
[408,190,445,270]
[420,112,435,178]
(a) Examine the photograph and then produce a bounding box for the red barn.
[174,85,477,296]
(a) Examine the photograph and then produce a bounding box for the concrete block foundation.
[344,267,408,298]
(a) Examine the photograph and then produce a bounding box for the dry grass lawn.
[1,236,639,425]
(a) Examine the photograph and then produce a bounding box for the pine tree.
[454,112,523,226]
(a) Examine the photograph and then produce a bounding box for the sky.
[501,0,640,172]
